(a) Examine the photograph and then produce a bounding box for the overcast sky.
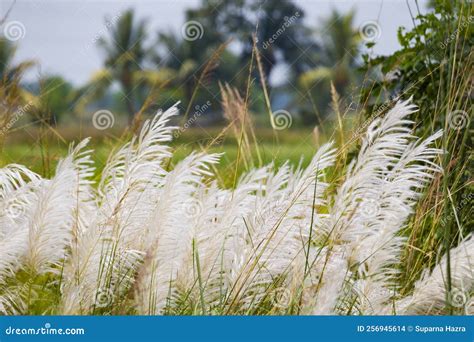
[1,0,429,85]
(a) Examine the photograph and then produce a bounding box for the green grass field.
[1,126,323,187]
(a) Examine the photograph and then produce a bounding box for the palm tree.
[79,9,180,124]
[0,38,35,104]
[34,75,75,125]
[94,9,151,122]
[297,10,361,123]
[153,29,241,111]
[0,37,36,150]
[154,31,200,103]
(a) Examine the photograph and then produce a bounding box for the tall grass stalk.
[1,98,471,315]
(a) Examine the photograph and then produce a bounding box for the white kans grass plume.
[395,235,474,315]
[316,100,445,315]
[25,140,95,273]
[0,99,469,315]
[135,152,221,314]
[0,165,40,282]
[61,105,179,313]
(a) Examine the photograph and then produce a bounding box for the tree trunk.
[121,70,135,124]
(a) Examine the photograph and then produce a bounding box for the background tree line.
[1,0,364,127]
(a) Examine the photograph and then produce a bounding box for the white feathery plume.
[350,130,443,314]
[0,165,40,283]
[316,99,443,314]
[312,249,349,315]
[234,144,335,308]
[212,165,271,309]
[0,141,93,314]
[0,164,39,199]
[0,100,459,316]
[174,181,230,309]
[61,104,179,314]
[135,152,220,314]
[153,164,270,312]
[69,138,96,236]
[321,100,418,243]
[25,139,93,273]
[394,234,474,315]
[97,103,179,250]
[206,144,335,311]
